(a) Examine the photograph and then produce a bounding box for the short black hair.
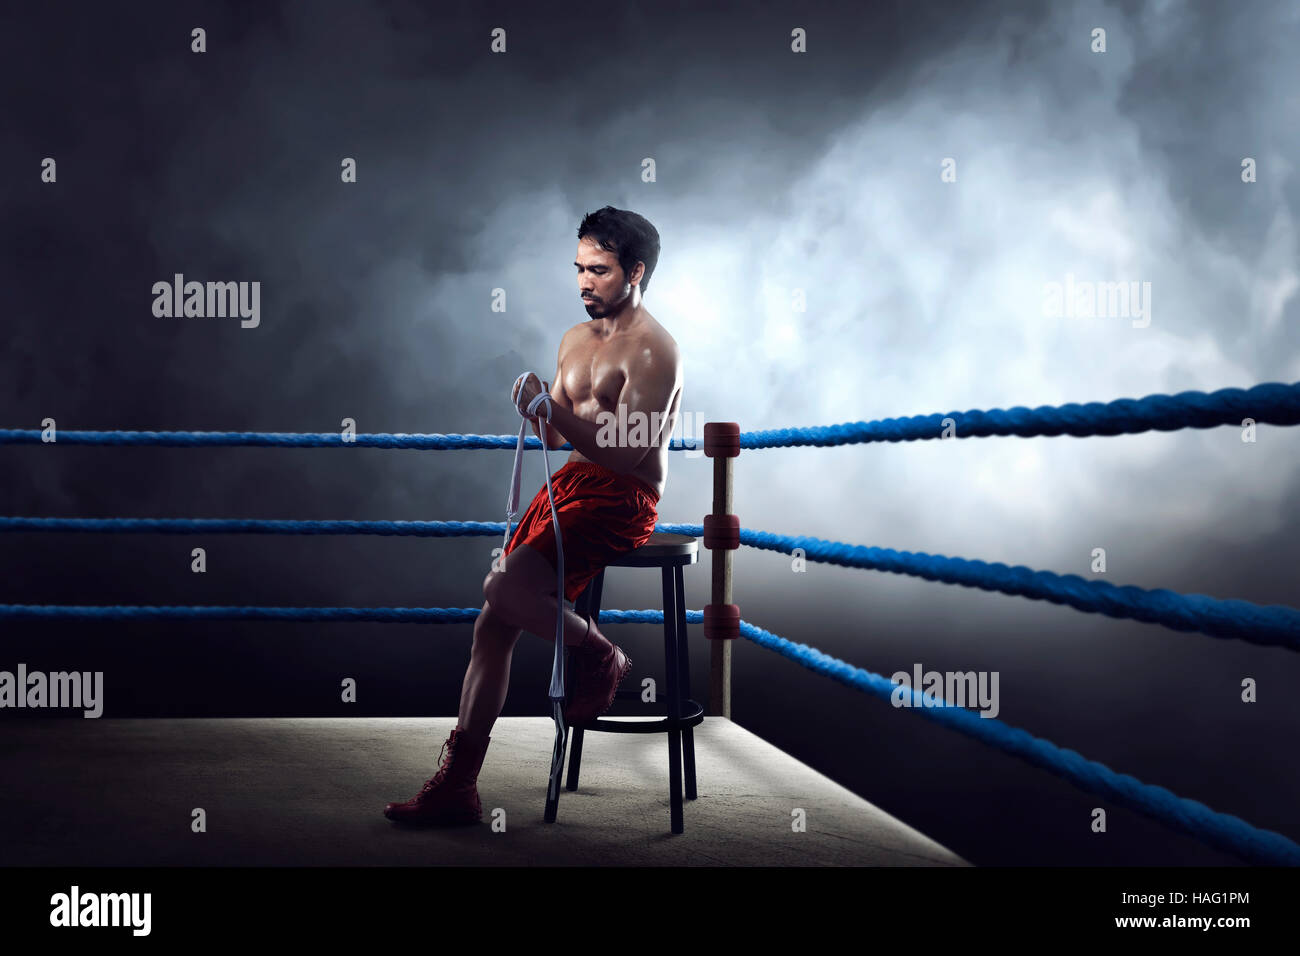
[577,206,661,294]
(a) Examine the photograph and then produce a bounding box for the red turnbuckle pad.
[703,603,740,640]
[703,513,740,550]
[703,422,740,458]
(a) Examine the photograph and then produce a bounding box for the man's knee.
[483,567,513,609]
[473,600,521,648]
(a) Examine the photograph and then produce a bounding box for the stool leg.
[675,564,697,801]
[662,567,684,834]
[565,721,584,791]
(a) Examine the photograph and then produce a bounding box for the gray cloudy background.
[2,0,1297,866]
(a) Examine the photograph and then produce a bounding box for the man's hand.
[511,374,549,421]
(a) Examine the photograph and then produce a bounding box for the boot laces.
[420,738,455,793]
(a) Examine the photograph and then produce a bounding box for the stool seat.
[543,531,701,834]
[607,532,698,565]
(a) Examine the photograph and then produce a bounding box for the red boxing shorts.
[504,460,660,604]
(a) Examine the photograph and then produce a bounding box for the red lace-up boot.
[384,726,491,825]
[564,617,632,725]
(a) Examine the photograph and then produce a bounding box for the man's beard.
[585,286,629,318]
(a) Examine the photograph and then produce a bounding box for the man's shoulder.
[557,322,589,358]
[635,316,680,367]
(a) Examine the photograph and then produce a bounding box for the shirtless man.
[385,206,682,826]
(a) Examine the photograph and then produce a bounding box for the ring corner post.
[702,421,741,721]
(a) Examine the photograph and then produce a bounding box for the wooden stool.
[543,532,703,833]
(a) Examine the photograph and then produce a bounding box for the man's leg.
[456,599,522,739]
[383,594,514,823]
[382,553,561,824]
[484,543,598,648]
[486,540,629,726]
[458,543,597,738]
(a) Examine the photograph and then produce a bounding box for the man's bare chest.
[561,335,642,413]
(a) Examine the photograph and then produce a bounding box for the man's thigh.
[486,543,574,610]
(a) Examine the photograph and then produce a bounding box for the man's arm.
[529,377,569,450]
[545,342,680,473]
[529,330,574,450]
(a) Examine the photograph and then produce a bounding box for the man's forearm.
[529,415,565,450]
[544,403,637,472]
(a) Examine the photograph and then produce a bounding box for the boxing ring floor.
[1,716,967,867]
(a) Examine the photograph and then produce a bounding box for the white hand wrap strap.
[503,371,568,701]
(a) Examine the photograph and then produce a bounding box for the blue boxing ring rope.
[2,380,1299,864]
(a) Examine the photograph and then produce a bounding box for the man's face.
[575,237,637,319]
